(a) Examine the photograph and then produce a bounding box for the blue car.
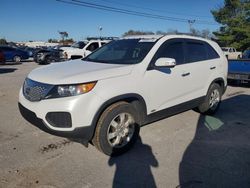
[0,46,29,63]
[243,49,250,59]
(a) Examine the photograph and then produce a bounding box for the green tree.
[211,0,250,51]
[58,31,69,42]
[0,38,7,45]
[122,30,154,36]
[48,38,58,43]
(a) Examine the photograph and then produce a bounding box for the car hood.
[28,60,134,85]
[61,47,75,51]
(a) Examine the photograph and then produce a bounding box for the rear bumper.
[18,103,95,143]
[228,73,250,81]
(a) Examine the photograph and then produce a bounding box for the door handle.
[210,66,216,70]
[182,72,190,77]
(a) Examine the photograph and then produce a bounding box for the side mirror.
[155,58,176,68]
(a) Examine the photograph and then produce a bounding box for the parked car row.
[0,46,30,63]
[0,50,5,64]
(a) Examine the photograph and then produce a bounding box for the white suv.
[63,40,110,59]
[19,35,228,156]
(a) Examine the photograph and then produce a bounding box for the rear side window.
[152,40,185,65]
[86,42,99,52]
[186,42,207,63]
[205,43,219,59]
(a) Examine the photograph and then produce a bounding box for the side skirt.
[143,96,205,125]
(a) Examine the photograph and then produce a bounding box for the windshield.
[71,41,87,49]
[84,39,156,64]
[221,47,229,52]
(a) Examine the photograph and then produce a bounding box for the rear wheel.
[92,101,140,156]
[13,55,21,63]
[196,83,222,115]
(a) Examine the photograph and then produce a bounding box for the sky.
[0,0,225,42]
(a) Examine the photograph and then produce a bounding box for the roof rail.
[86,37,119,41]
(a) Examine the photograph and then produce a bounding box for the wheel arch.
[210,77,226,94]
[89,93,147,141]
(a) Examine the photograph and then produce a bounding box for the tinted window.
[205,43,219,59]
[152,41,184,65]
[86,42,99,52]
[71,41,87,49]
[186,42,207,63]
[243,50,250,59]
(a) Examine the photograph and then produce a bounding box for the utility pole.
[99,26,103,39]
[188,20,196,33]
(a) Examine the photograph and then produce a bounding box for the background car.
[33,47,65,65]
[221,47,242,59]
[0,50,5,64]
[0,46,29,63]
[63,40,110,59]
[228,59,250,84]
[24,46,36,58]
[242,49,250,59]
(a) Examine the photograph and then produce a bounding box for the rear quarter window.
[205,43,220,59]
[186,42,207,63]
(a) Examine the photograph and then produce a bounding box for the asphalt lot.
[0,62,250,188]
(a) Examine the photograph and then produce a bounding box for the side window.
[86,42,99,52]
[79,42,86,49]
[186,42,207,63]
[229,48,233,53]
[205,43,220,59]
[152,41,185,65]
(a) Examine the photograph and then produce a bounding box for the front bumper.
[19,86,104,142]
[18,102,95,142]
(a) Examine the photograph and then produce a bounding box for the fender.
[211,77,226,94]
[88,93,148,140]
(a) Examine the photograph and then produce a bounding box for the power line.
[56,0,219,26]
[95,0,214,19]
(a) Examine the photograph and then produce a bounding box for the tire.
[13,55,21,63]
[196,83,222,115]
[92,101,140,156]
[237,55,240,59]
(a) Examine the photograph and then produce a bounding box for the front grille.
[23,78,53,102]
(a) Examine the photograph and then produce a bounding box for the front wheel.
[13,55,21,63]
[196,83,222,115]
[92,101,140,156]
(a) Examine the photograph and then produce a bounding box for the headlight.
[46,81,97,99]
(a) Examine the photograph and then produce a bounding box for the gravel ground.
[0,62,250,188]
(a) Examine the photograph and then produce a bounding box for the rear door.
[183,39,220,98]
